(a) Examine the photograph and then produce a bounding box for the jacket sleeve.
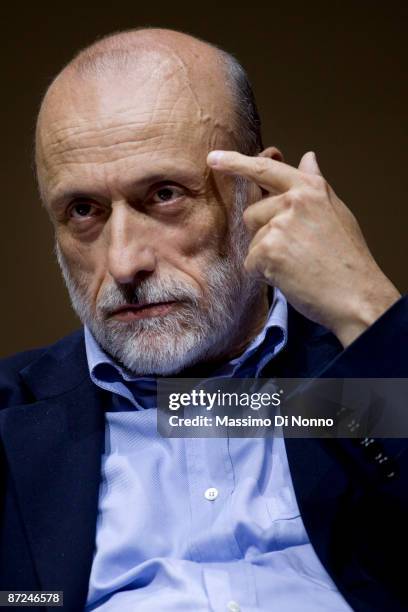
[318,294,408,378]
[313,294,408,489]
[288,296,408,610]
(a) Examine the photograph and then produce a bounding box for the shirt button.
[227,601,241,612]
[204,487,218,501]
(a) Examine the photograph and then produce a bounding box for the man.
[0,28,407,612]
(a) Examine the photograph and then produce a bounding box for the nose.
[107,204,157,285]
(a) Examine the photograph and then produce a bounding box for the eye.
[69,200,100,219]
[151,185,184,204]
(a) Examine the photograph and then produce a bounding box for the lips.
[108,301,178,321]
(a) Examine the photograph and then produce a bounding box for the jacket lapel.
[0,331,106,611]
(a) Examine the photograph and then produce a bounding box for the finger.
[298,151,323,176]
[207,150,302,193]
[244,237,278,282]
[243,193,288,234]
[247,222,273,251]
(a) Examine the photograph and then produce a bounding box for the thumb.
[298,151,322,176]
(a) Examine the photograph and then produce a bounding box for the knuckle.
[243,209,259,233]
[261,249,282,279]
[306,173,327,191]
[280,193,292,210]
[247,230,286,281]
[287,189,304,207]
[254,157,270,176]
[269,214,288,232]
[260,233,285,263]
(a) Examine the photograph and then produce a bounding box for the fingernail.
[207,151,225,166]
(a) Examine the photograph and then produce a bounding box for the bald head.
[35,28,262,185]
[67,28,224,77]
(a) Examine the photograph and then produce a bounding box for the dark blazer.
[1,297,407,612]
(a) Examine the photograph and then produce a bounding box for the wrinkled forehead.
[36,49,236,175]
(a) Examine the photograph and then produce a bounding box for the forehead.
[37,51,235,192]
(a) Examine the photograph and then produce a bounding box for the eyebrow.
[49,190,104,212]
[48,168,206,210]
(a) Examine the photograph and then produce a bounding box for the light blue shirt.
[84,289,351,611]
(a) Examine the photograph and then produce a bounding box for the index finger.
[207,150,302,193]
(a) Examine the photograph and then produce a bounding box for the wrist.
[332,280,401,348]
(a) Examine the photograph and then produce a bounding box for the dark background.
[2,1,406,357]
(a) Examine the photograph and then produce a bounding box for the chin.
[100,328,212,377]
[116,349,198,377]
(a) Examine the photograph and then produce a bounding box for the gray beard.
[55,178,261,375]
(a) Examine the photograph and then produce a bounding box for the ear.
[254,147,284,197]
[258,146,284,162]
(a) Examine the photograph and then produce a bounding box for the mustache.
[96,276,201,315]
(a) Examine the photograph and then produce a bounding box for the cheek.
[179,185,232,258]
[156,205,229,289]
[57,233,107,300]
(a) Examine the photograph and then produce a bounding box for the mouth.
[107,301,179,322]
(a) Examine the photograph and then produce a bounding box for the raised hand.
[207,149,400,347]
